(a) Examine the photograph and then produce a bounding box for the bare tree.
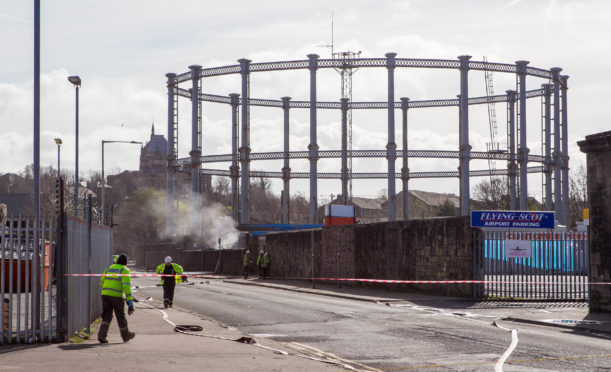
[473,177,509,210]
[569,164,587,228]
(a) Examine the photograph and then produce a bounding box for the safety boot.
[97,322,110,344]
[121,329,136,342]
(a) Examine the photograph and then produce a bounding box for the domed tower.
[137,123,168,190]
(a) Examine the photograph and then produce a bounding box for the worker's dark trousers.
[99,295,130,341]
[163,281,176,307]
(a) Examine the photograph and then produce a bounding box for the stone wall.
[140,217,475,297]
[579,130,611,312]
[247,217,474,297]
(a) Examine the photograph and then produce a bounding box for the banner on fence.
[504,239,531,258]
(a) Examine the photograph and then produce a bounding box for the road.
[135,277,611,371]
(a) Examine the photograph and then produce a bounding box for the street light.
[54,138,62,190]
[101,140,142,225]
[68,75,81,217]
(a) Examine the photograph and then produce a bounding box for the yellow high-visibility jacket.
[155,263,184,285]
[100,263,133,301]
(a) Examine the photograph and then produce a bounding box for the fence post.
[86,194,92,335]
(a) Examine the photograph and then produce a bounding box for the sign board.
[505,239,531,258]
[470,210,555,229]
[583,208,590,226]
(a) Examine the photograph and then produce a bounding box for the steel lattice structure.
[165,54,570,231]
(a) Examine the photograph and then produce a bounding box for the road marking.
[495,328,518,372]
[378,301,520,372]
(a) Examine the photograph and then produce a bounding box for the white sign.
[505,239,531,258]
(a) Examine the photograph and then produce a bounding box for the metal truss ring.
[172,57,553,85]
[170,150,545,166]
[174,86,545,110]
[198,166,543,179]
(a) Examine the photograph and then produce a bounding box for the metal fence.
[63,216,112,338]
[474,230,589,300]
[1,216,57,344]
[1,214,112,344]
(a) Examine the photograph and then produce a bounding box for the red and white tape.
[63,273,611,285]
[64,273,222,278]
[312,277,611,285]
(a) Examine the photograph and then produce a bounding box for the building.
[136,124,168,190]
[109,123,211,196]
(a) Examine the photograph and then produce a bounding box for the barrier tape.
[64,273,222,278]
[306,277,611,285]
[63,273,611,285]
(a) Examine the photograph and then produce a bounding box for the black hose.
[174,325,203,332]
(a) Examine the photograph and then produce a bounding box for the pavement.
[1,275,609,372]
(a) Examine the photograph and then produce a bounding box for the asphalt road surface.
[135,278,611,371]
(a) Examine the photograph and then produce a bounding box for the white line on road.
[493,321,519,372]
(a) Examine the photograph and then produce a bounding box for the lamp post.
[54,138,62,184]
[102,140,142,225]
[68,75,81,217]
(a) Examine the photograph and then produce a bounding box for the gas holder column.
[385,52,397,221]
[238,59,252,225]
[229,93,240,222]
[560,75,570,226]
[340,98,349,205]
[542,84,553,211]
[166,72,176,233]
[281,96,292,223]
[189,65,202,235]
[516,60,530,210]
[506,90,518,210]
[307,54,319,224]
[551,67,563,222]
[400,97,410,221]
[458,55,472,216]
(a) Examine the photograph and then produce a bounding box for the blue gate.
[474,230,589,300]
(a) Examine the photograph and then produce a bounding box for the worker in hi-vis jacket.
[155,256,183,308]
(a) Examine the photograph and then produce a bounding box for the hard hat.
[245,250,250,254]
[165,256,172,263]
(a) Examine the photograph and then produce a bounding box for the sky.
[1,0,610,202]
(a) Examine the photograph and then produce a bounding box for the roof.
[328,196,386,210]
[349,196,386,210]
[143,134,167,154]
[407,190,459,207]
[142,124,168,154]
[0,193,33,216]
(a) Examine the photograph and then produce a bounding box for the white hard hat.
[165,256,172,263]
[245,250,250,254]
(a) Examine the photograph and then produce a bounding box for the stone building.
[108,124,211,196]
[578,130,611,312]
[136,124,168,190]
